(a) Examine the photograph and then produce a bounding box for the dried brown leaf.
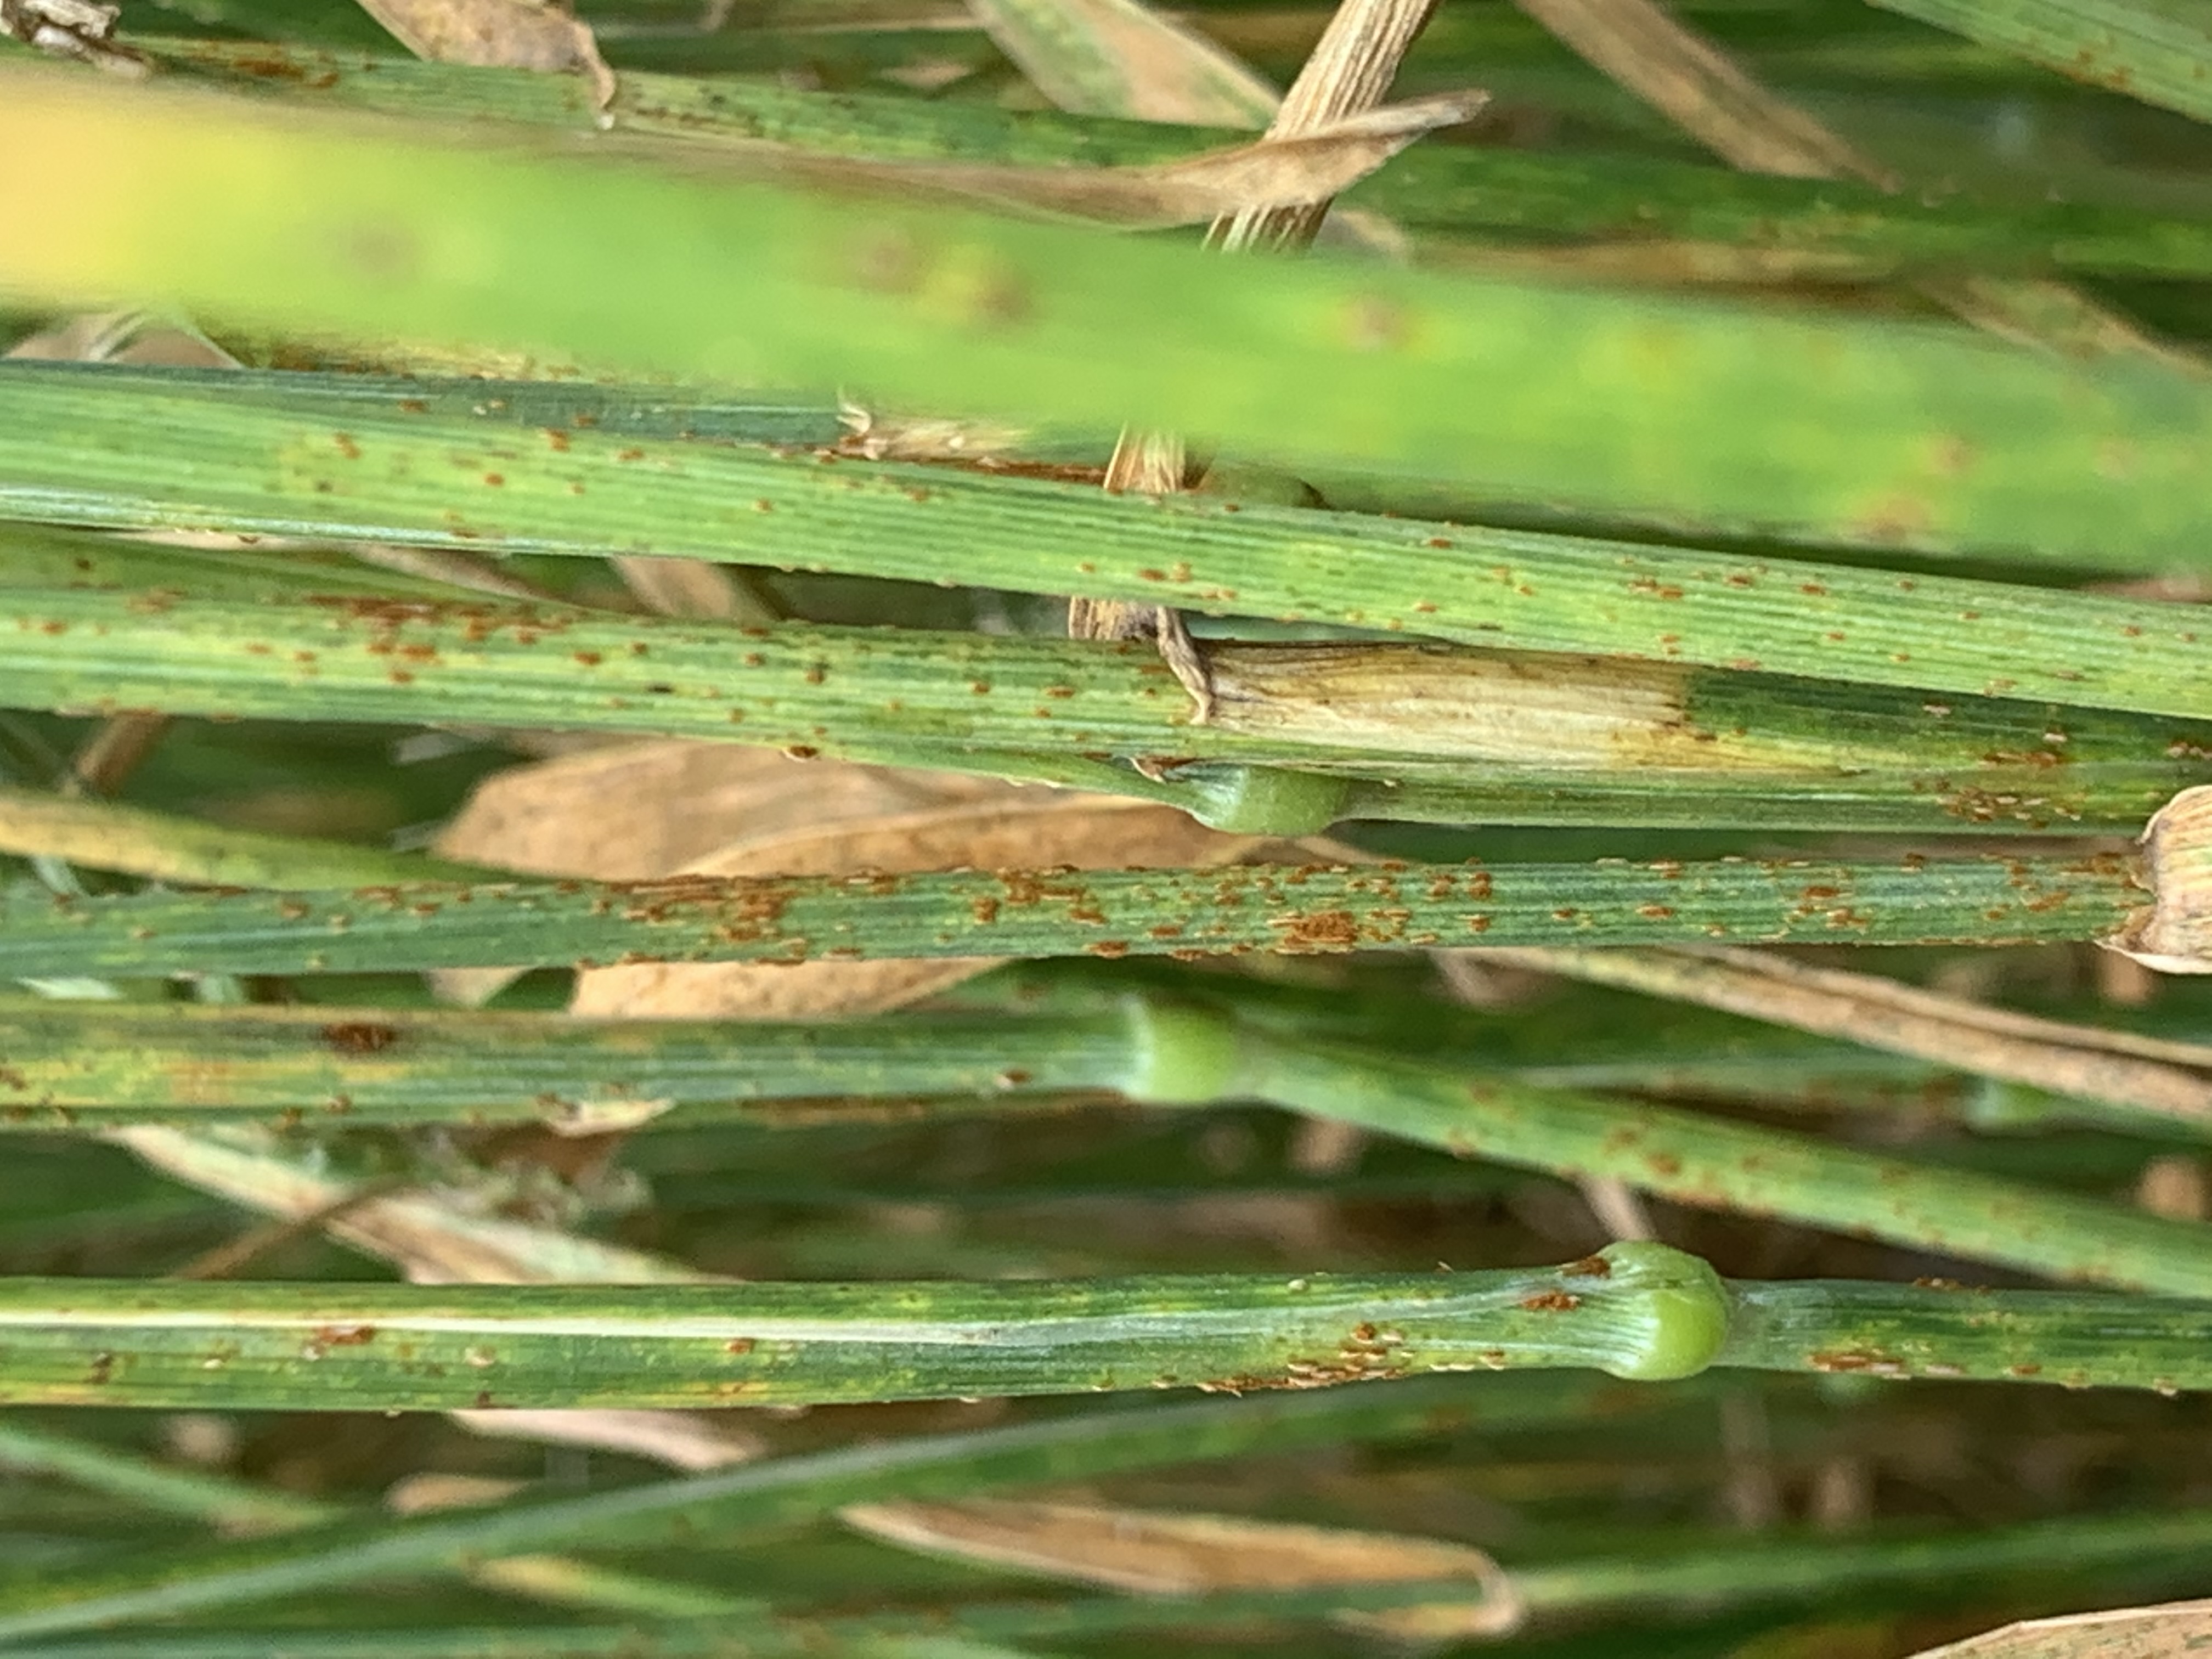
[966,0,1278,126]
[863,92,1480,228]
[431,742,1011,1007]
[1908,1599,2212,1659]
[570,792,1267,1019]
[354,0,615,110]
[434,741,1007,881]
[843,1499,1523,1640]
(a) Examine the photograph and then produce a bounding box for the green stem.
[19,987,2197,1293]
[0,852,2145,980]
[1216,1026,2212,1295]
[7,1246,2212,1408]
[0,1242,1728,1410]
[0,981,2079,1135]
[19,366,2212,723]
[1717,1276,2212,1393]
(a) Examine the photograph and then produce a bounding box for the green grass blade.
[10,67,2212,565]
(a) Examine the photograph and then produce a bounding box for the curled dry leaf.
[966,0,1278,127]
[353,0,616,112]
[843,1499,1525,1640]
[1906,1597,2212,1659]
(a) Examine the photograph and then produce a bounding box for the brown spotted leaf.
[842,1499,1523,1640]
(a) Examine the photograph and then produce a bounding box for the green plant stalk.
[1715,1276,2212,1393]
[134,37,2212,283]
[0,1242,1729,1410]
[0,851,2146,979]
[5,1244,2212,1410]
[0,1378,1590,1642]
[0,993,1988,1133]
[1211,1027,2212,1295]
[10,584,2212,836]
[12,72,2212,568]
[20,370,2212,723]
[0,1002,1142,1130]
[16,993,2201,1294]
[1865,0,2212,126]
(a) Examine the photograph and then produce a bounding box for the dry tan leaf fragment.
[434,741,1009,881]
[966,0,1278,127]
[842,91,1481,229]
[843,1499,1524,1640]
[1907,1598,2212,1659]
[451,1408,760,1469]
[354,0,616,112]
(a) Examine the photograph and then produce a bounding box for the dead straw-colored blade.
[844,1499,1525,1640]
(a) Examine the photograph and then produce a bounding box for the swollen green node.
[1592,1240,1734,1381]
[1175,765,1353,834]
[1117,997,1244,1105]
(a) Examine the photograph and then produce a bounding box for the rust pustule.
[321,1022,400,1056]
